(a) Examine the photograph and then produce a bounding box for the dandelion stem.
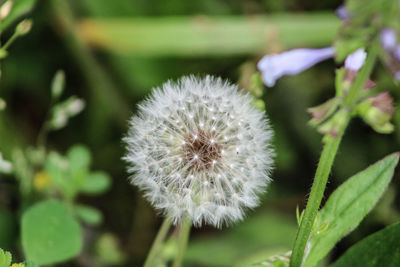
[289,39,379,267]
[143,218,172,267]
[173,217,191,267]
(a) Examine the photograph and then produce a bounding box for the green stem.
[1,32,19,50]
[172,217,191,267]
[343,41,379,107]
[289,131,346,267]
[143,218,172,267]
[289,40,380,267]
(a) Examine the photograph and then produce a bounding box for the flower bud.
[0,1,12,20]
[65,98,85,116]
[336,5,350,20]
[341,48,371,93]
[395,45,400,61]
[51,70,65,100]
[0,49,8,59]
[380,28,397,51]
[307,98,340,126]
[15,19,33,36]
[317,109,348,141]
[0,98,6,110]
[357,92,395,134]
[252,99,265,111]
[0,153,13,174]
[344,48,366,72]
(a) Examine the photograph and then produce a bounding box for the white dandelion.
[123,75,274,227]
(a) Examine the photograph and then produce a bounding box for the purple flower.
[394,45,400,61]
[257,47,335,87]
[344,48,367,71]
[379,29,400,81]
[336,5,350,20]
[395,71,400,81]
[380,28,397,51]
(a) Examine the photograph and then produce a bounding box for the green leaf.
[0,0,37,32]
[21,200,83,265]
[78,14,340,57]
[95,233,126,265]
[303,153,400,267]
[75,204,103,226]
[4,251,11,267]
[67,145,91,171]
[45,152,76,199]
[0,248,12,267]
[331,222,400,267]
[80,172,111,195]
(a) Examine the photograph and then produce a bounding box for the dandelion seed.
[123,76,274,227]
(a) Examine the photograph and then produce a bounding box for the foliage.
[21,200,82,265]
[331,222,400,266]
[0,0,400,266]
[303,153,399,266]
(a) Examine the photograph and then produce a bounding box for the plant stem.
[2,32,18,50]
[289,131,346,267]
[172,217,192,267]
[289,40,380,267]
[143,218,172,267]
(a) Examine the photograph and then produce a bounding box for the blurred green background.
[0,0,399,266]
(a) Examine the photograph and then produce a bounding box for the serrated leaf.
[303,153,399,267]
[0,249,4,267]
[21,200,83,265]
[4,251,11,267]
[80,172,111,195]
[331,222,400,267]
[0,248,11,267]
[75,205,103,226]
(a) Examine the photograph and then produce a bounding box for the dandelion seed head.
[123,75,274,227]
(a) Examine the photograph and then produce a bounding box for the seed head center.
[183,130,222,170]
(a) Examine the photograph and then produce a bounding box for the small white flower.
[344,48,367,71]
[123,76,274,227]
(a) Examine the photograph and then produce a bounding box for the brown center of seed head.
[182,130,222,171]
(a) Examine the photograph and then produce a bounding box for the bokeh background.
[1,0,399,266]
